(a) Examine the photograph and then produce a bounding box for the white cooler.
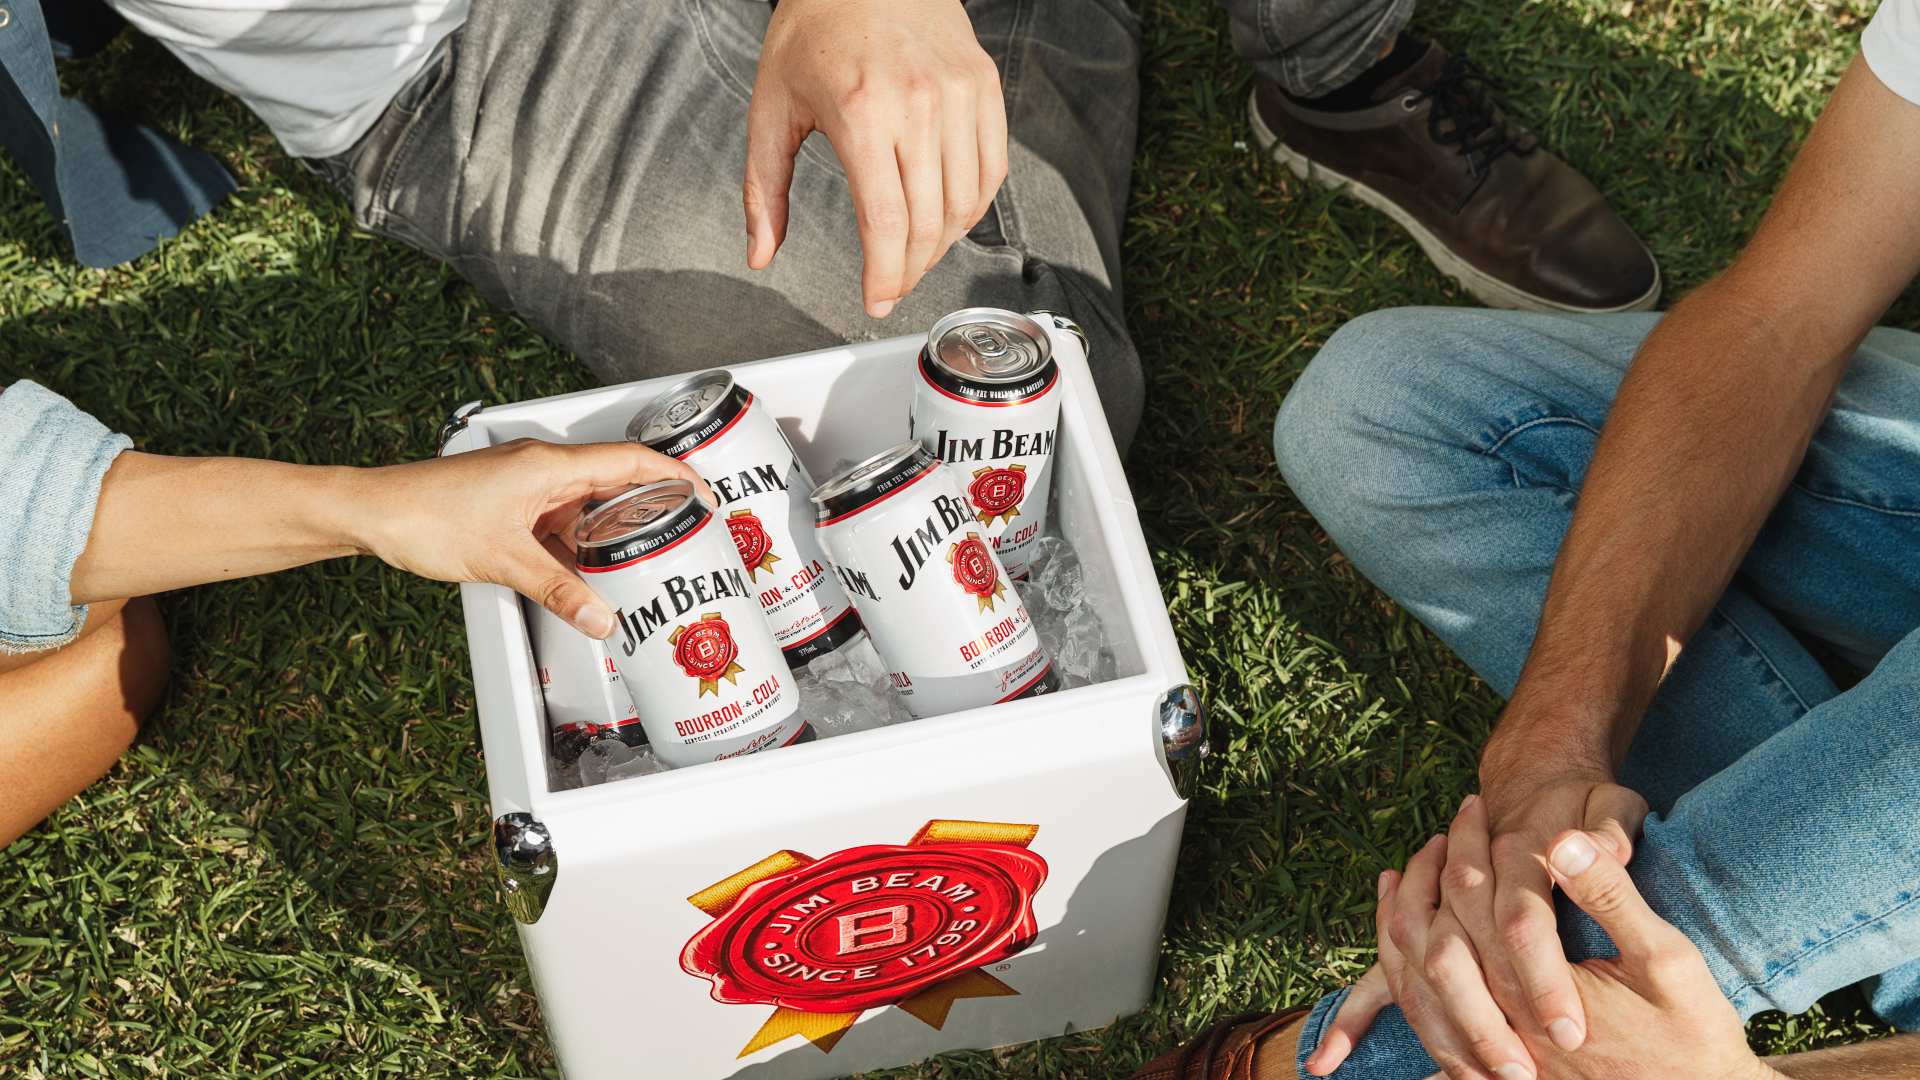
[442,316,1210,1080]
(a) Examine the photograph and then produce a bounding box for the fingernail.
[871,298,897,318]
[574,604,615,639]
[1460,793,1478,812]
[1550,833,1598,877]
[1377,870,1391,899]
[1495,1064,1534,1080]
[1547,1017,1582,1051]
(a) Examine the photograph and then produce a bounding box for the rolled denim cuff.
[0,381,132,653]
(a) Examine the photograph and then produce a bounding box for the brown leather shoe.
[1250,44,1660,314]
[1130,1007,1311,1080]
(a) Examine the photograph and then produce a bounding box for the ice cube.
[605,746,667,781]
[1022,535,1068,580]
[578,737,638,786]
[1038,546,1086,611]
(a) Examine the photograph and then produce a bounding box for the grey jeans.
[1219,0,1414,98]
[324,0,1148,449]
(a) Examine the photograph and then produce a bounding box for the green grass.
[3,1,1914,1076]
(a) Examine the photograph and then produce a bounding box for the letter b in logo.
[836,904,909,956]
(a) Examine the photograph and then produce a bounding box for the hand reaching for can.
[743,0,1008,318]
[352,439,713,639]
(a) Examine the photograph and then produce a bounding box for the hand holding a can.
[351,439,712,639]
[743,0,1008,318]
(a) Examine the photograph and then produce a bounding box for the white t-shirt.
[106,1,469,159]
[1864,0,1920,106]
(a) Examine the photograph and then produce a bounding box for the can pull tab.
[494,812,558,924]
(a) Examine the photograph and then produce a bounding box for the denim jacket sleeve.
[0,381,132,653]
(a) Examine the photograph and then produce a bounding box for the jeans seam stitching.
[1477,413,1600,458]
[1711,607,1813,714]
[1736,890,1920,1001]
[990,0,1032,249]
[1788,482,1920,519]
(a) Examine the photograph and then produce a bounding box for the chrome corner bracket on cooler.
[494,812,557,925]
[1027,309,1090,357]
[438,400,485,454]
[1157,684,1211,798]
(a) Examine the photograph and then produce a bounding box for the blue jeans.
[1272,308,1920,1078]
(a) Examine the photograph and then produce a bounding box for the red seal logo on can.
[947,532,1006,613]
[668,612,745,696]
[682,820,1048,1057]
[968,463,1027,525]
[726,508,782,580]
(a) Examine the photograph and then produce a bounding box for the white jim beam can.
[909,308,1061,580]
[628,371,865,668]
[812,442,1058,718]
[574,480,810,768]
[522,597,644,748]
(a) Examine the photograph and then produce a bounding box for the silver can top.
[925,308,1052,383]
[625,370,736,446]
[574,479,699,549]
[810,440,931,508]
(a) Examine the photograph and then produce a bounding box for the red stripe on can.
[676,391,756,458]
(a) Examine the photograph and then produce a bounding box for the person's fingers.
[920,88,979,282]
[1489,832,1587,1052]
[1380,852,1498,1080]
[1303,961,1391,1076]
[744,89,806,270]
[1431,797,1537,1079]
[974,66,1008,225]
[539,442,708,504]
[1548,830,1682,968]
[1422,910,1537,1080]
[833,128,910,318]
[895,130,945,304]
[1441,801,1527,1019]
[1583,785,1650,865]
[500,538,615,639]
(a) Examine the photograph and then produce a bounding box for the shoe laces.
[1404,55,1528,175]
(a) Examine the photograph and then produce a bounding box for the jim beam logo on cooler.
[888,491,977,593]
[725,509,781,580]
[680,819,1048,1058]
[615,566,751,658]
[669,613,745,696]
[947,533,1005,612]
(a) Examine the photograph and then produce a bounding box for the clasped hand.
[1305,780,1771,1080]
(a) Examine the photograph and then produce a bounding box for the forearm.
[69,453,372,604]
[1767,1034,1920,1078]
[1485,57,1920,777]
[1491,273,1848,769]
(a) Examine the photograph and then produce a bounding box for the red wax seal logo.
[682,820,1048,1058]
[727,508,782,581]
[947,532,1006,613]
[668,612,745,696]
[968,464,1027,525]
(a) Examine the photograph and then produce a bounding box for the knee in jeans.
[1273,307,1451,501]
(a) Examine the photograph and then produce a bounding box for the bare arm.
[1453,54,1920,1062]
[1770,1036,1920,1079]
[1491,56,1920,776]
[68,441,708,638]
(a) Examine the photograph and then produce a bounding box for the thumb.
[502,538,616,639]
[1303,962,1391,1076]
[1547,830,1671,964]
[744,88,806,270]
[1583,785,1650,864]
